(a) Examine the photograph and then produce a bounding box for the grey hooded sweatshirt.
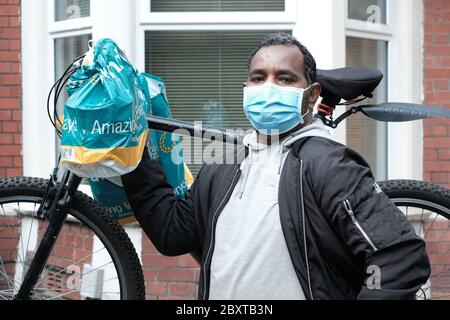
[208,118,335,300]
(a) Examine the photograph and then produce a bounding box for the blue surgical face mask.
[243,82,311,135]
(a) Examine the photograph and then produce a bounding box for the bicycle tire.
[379,179,450,300]
[379,179,450,217]
[0,176,145,300]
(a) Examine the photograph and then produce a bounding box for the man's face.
[247,44,309,91]
[245,44,321,141]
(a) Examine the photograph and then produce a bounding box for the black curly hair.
[247,33,317,85]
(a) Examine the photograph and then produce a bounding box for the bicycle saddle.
[317,67,384,105]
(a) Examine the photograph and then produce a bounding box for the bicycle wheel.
[379,179,450,300]
[0,177,145,300]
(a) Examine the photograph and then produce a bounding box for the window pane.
[348,0,386,24]
[55,0,90,21]
[346,37,388,180]
[54,34,92,162]
[150,0,285,12]
[145,30,289,176]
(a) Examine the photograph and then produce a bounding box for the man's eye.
[280,77,294,83]
[251,77,264,82]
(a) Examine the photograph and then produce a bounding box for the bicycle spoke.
[46,276,118,300]
[1,204,26,278]
[34,246,107,289]
[423,210,439,239]
[0,255,13,292]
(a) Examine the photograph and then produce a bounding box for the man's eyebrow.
[248,69,266,76]
[277,69,300,77]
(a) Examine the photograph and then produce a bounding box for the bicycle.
[0,57,449,300]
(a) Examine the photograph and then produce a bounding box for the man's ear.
[309,82,321,108]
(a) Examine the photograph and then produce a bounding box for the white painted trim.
[294,0,347,145]
[387,0,424,181]
[143,0,297,24]
[49,17,93,34]
[22,0,55,178]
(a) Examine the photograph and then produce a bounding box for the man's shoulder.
[291,137,346,160]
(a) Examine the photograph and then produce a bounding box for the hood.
[237,117,334,198]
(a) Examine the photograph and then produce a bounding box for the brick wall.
[424,0,450,189]
[142,235,200,300]
[0,0,22,178]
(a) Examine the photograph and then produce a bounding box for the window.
[55,0,90,21]
[150,0,285,12]
[54,34,92,160]
[346,37,388,180]
[145,30,289,175]
[345,0,392,181]
[348,0,387,24]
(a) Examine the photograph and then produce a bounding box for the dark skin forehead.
[248,44,308,87]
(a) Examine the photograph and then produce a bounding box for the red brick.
[0,5,19,16]
[6,167,21,177]
[14,156,22,168]
[10,86,20,97]
[0,133,12,144]
[169,283,195,296]
[438,149,450,160]
[1,121,19,133]
[0,110,10,120]
[0,145,20,155]
[13,133,21,144]
[442,57,450,68]
[142,254,178,267]
[158,269,194,282]
[9,39,19,50]
[0,98,19,109]
[424,161,450,172]
[143,268,158,281]
[434,34,450,45]
[424,69,450,80]
[142,237,158,254]
[0,156,13,166]
[12,110,21,121]
[0,86,10,96]
[424,137,450,148]
[432,125,448,136]
[146,281,167,295]
[9,16,19,27]
[434,80,449,91]
[424,149,438,160]
[0,74,20,86]
[431,172,448,184]
[0,39,9,50]
[0,16,8,26]
[9,62,19,73]
[1,27,20,39]
[0,50,18,62]
[177,255,200,268]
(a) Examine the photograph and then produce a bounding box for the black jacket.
[121,137,431,300]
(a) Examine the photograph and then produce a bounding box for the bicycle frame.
[14,169,82,299]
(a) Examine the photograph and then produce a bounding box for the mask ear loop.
[299,85,312,117]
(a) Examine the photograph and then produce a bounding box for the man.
[121,33,430,300]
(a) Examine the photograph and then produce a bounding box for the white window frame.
[345,0,393,181]
[345,0,424,181]
[136,0,298,71]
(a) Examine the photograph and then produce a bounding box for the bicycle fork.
[15,170,82,300]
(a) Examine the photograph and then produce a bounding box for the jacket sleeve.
[121,151,201,257]
[312,145,431,300]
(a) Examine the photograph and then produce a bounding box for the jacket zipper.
[202,168,241,300]
[299,159,314,300]
[343,199,378,252]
